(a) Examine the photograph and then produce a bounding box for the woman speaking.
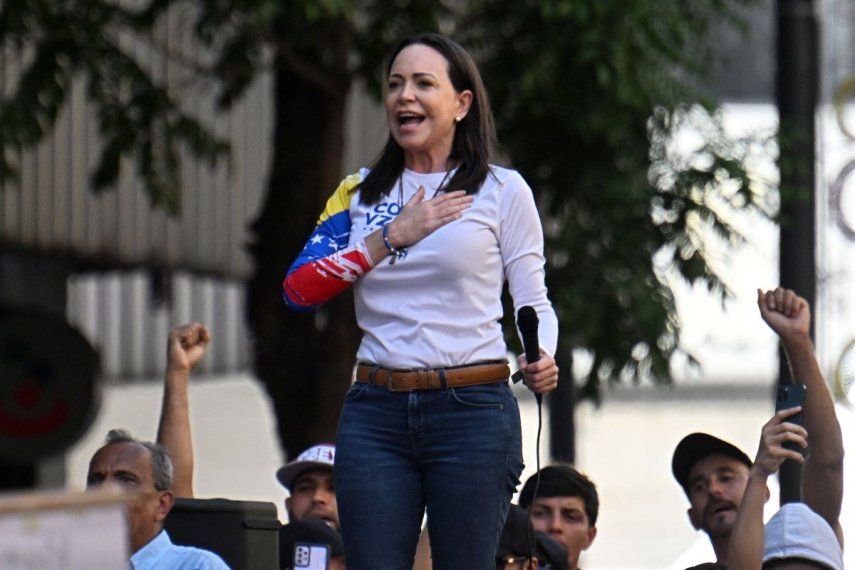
[283,33,559,569]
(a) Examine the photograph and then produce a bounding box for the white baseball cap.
[763,502,843,570]
[276,443,336,490]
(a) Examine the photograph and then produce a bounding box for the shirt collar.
[130,529,171,569]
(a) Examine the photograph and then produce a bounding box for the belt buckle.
[388,367,441,391]
[395,367,427,391]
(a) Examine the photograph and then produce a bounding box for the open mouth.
[709,503,735,516]
[397,111,425,127]
[309,509,336,526]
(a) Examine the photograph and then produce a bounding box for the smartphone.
[294,543,330,570]
[775,383,806,452]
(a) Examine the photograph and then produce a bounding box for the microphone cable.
[512,366,544,565]
[527,393,543,565]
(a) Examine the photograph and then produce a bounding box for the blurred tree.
[0,0,771,458]
[464,2,775,400]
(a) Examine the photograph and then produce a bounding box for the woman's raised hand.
[385,187,473,248]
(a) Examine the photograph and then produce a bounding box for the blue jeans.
[334,381,523,570]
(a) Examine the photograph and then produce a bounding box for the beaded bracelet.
[382,223,407,265]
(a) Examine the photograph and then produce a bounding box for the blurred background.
[1,0,854,567]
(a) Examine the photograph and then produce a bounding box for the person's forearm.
[782,335,843,462]
[364,227,394,264]
[726,472,768,569]
[283,240,376,309]
[782,335,843,526]
[157,367,194,498]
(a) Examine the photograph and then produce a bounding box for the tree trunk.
[548,350,576,463]
[246,52,358,459]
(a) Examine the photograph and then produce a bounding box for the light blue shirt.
[130,530,231,570]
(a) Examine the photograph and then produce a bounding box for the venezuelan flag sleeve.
[282,173,373,311]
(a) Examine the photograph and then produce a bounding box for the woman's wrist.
[384,220,406,250]
[382,223,408,264]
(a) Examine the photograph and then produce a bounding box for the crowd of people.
[83,287,844,569]
[78,32,845,570]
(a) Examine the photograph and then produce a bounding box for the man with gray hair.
[87,429,229,569]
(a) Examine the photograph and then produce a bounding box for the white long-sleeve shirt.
[284,165,558,368]
[347,165,558,368]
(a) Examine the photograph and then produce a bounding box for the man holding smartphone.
[671,288,844,569]
[279,517,346,570]
[725,289,845,568]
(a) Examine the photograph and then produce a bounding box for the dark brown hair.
[357,33,498,205]
[518,465,600,526]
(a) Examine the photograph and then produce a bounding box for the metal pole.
[776,0,817,505]
[549,351,575,463]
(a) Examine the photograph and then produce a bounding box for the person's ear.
[455,90,473,122]
[155,490,174,523]
[582,525,597,550]
[529,557,540,570]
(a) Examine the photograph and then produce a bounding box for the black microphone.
[517,306,542,404]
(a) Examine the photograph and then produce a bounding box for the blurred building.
[0,5,384,487]
[0,7,273,377]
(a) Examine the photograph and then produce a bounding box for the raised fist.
[167,323,211,374]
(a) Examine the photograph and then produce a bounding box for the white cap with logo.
[276,443,336,490]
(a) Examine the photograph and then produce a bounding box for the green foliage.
[452,0,767,398]
[0,0,228,213]
[0,0,771,401]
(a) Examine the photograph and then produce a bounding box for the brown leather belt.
[356,362,510,392]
